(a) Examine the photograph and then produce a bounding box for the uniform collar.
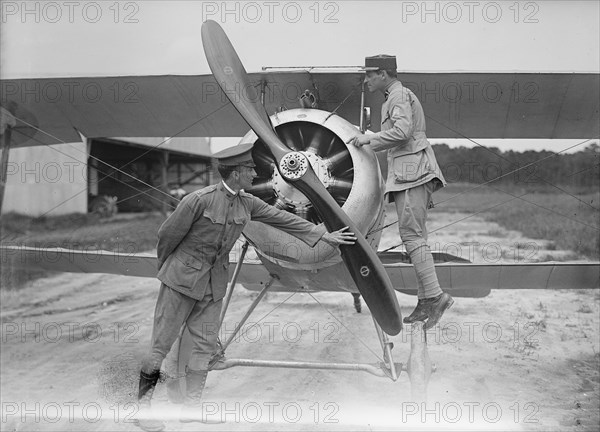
[220,181,238,198]
[384,80,401,100]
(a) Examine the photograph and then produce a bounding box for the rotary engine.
[241,108,386,269]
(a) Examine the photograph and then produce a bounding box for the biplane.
[0,20,598,399]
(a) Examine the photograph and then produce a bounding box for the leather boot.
[403,299,429,324]
[404,293,455,329]
[179,369,224,424]
[423,292,454,330]
[134,370,165,432]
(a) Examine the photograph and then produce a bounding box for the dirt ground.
[1,209,598,431]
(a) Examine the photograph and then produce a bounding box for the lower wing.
[2,245,598,298]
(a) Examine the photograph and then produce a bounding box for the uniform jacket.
[156,183,326,301]
[369,80,446,194]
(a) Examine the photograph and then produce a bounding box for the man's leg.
[163,333,185,404]
[136,284,197,431]
[394,182,453,329]
[180,290,223,424]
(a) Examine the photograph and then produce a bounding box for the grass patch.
[433,183,600,260]
[1,212,165,290]
[535,252,581,262]
[577,304,593,314]
[486,228,507,237]
[1,212,164,251]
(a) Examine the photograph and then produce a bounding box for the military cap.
[213,143,256,167]
[364,54,397,71]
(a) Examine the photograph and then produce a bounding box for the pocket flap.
[203,208,226,225]
[233,214,247,224]
[175,252,206,270]
[392,152,430,184]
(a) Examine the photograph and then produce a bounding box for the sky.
[1,0,599,153]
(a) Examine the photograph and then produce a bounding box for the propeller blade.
[201,20,402,334]
[201,21,288,161]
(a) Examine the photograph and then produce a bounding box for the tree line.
[432,142,600,189]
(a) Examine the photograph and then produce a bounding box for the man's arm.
[371,93,413,150]
[156,194,204,269]
[248,196,355,247]
[348,93,413,152]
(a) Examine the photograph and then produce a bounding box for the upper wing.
[2,72,598,148]
[369,72,600,139]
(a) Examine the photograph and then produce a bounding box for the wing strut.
[0,107,16,214]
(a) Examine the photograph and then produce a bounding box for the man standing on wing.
[347,55,454,331]
[135,143,356,431]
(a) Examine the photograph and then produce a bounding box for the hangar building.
[2,137,214,216]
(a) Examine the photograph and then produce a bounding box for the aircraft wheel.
[89,195,117,217]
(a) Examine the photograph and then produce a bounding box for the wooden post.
[407,321,432,402]
[160,151,169,215]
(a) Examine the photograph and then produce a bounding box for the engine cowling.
[241,108,386,269]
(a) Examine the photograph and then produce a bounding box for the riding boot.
[404,293,454,328]
[403,299,429,324]
[134,370,165,432]
[179,369,224,424]
[423,292,454,330]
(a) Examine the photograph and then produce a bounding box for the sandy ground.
[1,209,598,431]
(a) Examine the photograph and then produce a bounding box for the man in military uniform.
[348,55,454,332]
[136,143,356,431]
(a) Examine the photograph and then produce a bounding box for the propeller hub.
[280,152,308,180]
[272,151,331,209]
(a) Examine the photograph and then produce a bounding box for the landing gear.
[167,300,434,403]
[164,242,435,403]
[88,194,118,217]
